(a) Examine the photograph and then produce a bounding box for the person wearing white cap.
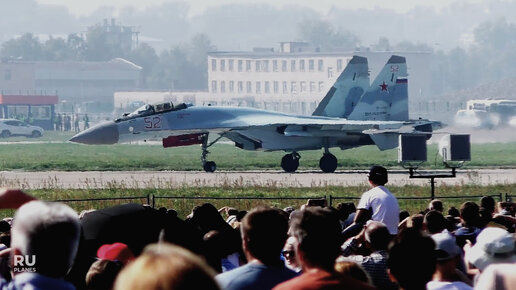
[427,232,473,290]
[464,227,516,274]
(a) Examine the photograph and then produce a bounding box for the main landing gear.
[201,133,222,172]
[319,153,338,173]
[281,152,300,173]
[280,150,338,173]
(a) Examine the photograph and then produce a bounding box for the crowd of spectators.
[0,166,514,289]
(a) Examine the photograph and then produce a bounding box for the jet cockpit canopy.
[117,101,192,122]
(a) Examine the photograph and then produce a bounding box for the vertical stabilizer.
[312,56,369,118]
[347,55,408,121]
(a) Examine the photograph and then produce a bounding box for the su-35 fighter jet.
[70,55,443,173]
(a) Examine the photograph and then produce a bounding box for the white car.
[0,119,44,138]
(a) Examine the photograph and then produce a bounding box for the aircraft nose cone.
[69,121,119,145]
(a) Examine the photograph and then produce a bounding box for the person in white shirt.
[349,166,400,236]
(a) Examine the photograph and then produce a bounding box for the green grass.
[0,140,515,171]
[0,183,508,219]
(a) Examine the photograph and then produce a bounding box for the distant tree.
[149,34,215,90]
[371,37,391,51]
[298,19,359,51]
[1,33,43,60]
[125,43,159,88]
[67,33,87,60]
[42,36,75,61]
[393,41,432,52]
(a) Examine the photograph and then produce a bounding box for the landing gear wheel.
[30,131,41,138]
[281,153,300,173]
[203,161,217,173]
[319,153,338,173]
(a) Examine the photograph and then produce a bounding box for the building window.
[282,81,288,93]
[318,59,324,72]
[221,81,226,93]
[337,59,343,72]
[229,59,234,71]
[273,60,278,72]
[291,81,297,93]
[300,81,306,92]
[282,60,287,72]
[211,59,217,71]
[255,61,261,72]
[246,81,252,93]
[263,60,269,72]
[318,81,325,92]
[238,81,243,93]
[238,60,243,72]
[256,82,261,94]
[328,67,334,78]
[265,81,270,93]
[309,59,314,72]
[211,80,217,93]
[273,81,279,93]
[300,59,305,72]
[246,60,252,72]
[229,81,234,92]
[310,81,316,92]
[291,60,296,72]
[220,60,225,72]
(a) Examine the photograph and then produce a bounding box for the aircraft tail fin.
[347,55,408,121]
[312,56,369,118]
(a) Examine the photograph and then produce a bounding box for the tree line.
[2,17,516,97]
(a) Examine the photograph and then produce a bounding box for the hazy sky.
[36,0,482,16]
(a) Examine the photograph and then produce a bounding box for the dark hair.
[241,207,288,265]
[399,210,410,222]
[480,196,496,213]
[290,207,342,271]
[388,228,436,289]
[368,166,388,186]
[448,206,460,218]
[429,199,444,212]
[424,210,446,234]
[460,202,480,227]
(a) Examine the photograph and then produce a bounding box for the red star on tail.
[379,82,388,91]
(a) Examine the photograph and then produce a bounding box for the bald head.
[364,221,390,251]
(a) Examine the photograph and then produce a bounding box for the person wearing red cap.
[97,243,135,266]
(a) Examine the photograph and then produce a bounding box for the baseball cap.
[465,227,516,271]
[97,242,135,265]
[432,232,461,261]
[367,165,388,185]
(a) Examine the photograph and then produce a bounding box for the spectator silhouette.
[216,207,297,290]
[274,207,374,290]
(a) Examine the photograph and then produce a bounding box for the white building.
[207,42,433,115]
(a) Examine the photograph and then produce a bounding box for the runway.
[0,168,514,189]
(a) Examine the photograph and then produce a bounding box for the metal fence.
[49,193,507,217]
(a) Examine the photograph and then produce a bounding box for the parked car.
[0,119,44,138]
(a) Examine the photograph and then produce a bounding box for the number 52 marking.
[144,116,162,129]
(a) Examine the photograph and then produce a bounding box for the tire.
[1,130,10,138]
[319,153,338,173]
[281,154,299,173]
[203,161,217,172]
[30,131,42,138]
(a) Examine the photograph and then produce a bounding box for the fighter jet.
[70,55,442,173]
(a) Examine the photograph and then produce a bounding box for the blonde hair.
[335,259,373,285]
[114,243,219,290]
